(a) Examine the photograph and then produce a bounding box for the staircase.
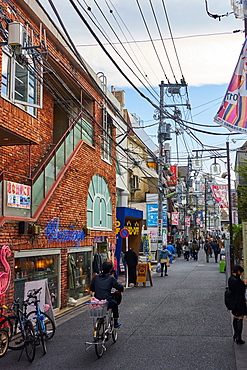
[0,114,94,226]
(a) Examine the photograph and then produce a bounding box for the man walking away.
[211,239,220,263]
[204,240,212,263]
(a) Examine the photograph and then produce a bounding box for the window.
[87,174,112,229]
[1,48,42,112]
[102,110,112,163]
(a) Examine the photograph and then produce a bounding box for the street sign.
[120,228,129,238]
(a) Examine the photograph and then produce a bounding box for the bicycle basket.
[86,300,108,318]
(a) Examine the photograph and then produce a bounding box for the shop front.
[116,207,143,276]
[14,248,60,309]
[67,246,92,301]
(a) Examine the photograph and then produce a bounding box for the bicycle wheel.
[94,318,105,358]
[8,317,25,350]
[37,317,47,355]
[0,329,9,357]
[0,316,13,339]
[27,311,55,340]
[24,320,36,363]
[110,315,118,343]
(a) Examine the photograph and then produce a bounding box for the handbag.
[160,259,167,263]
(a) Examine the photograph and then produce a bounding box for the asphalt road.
[0,250,243,370]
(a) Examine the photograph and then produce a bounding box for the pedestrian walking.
[124,248,138,287]
[166,243,175,264]
[176,239,182,257]
[211,239,220,263]
[228,265,247,344]
[192,239,199,261]
[184,242,190,261]
[204,240,212,263]
[158,245,172,277]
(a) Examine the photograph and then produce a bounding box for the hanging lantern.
[210,158,221,175]
[191,158,202,170]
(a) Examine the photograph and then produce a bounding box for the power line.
[135,0,170,84]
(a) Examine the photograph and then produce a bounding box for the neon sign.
[46,218,85,246]
[0,245,11,296]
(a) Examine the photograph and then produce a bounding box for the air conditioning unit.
[8,22,24,46]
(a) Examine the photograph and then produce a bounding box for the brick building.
[0,0,122,310]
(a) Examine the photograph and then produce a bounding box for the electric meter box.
[8,22,24,46]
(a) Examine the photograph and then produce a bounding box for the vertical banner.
[185,216,191,227]
[171,212,179,225]
[214,37,247,133]
[169,165,178,185]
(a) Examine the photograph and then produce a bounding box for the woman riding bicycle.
[90,262,123,328]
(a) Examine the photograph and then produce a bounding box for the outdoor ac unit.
[8,22,24,46]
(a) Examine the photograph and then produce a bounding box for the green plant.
[232,224,243,263]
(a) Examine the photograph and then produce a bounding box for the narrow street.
[1,250,244,370]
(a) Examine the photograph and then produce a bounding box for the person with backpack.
[228,265,247,344]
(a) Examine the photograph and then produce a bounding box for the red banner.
[185,216,191,226]
[169,165,178,185]
[172,212,179,225]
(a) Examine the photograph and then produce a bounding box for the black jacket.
[90,273,123,301]
[228,274,247,316]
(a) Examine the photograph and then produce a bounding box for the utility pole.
[157,81,166,255]
[156,81,188,256]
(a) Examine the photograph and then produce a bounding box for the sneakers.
[165,274,168,276]
[114,323,122,329]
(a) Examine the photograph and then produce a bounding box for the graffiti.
[0,245,11,296]
[46,218,85,246]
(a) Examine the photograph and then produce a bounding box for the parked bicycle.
[26,287,55,355]
[85,299,118,358]
[0,328,9,357]
[0,298,36,362]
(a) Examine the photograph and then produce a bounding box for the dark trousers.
[128,266,137,285]
[160,262,167,276]
[214,252,219,263]
[108,299,119,319]
[184,251,189,261]
[193,251,198,261]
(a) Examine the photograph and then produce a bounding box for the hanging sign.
[185,216,191,226]
[169,166,178,185]
[171,212,179,225]
[214,37,247,133]
[7,181,31,209]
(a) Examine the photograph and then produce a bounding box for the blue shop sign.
[146,204,167,227]
[46,218,85,246]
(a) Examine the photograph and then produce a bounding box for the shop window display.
[67,252,91,303]
[14,255,59,308]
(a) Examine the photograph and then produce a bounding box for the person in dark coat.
[211,239,220,263]
[90,262,124,328]
[124,248,138,287]
[228,265,247,344]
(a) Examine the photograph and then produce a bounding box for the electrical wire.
[135,0,170,84]
[148,0,178,83]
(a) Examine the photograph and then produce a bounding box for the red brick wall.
[0,0,117,309]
